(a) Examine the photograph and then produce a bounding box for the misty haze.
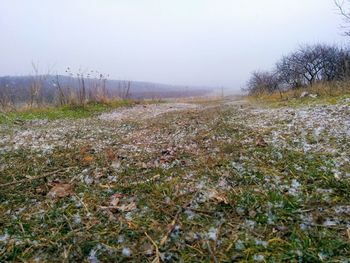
[0,1,350,262]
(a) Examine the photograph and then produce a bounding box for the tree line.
[245,44,350,96]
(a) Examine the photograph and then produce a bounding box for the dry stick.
[144,232,161,263]
[159,192,197,246]
[0,168,69,187]
[160,206,182,246]
[207,241,219,263]
[74,194,90,215]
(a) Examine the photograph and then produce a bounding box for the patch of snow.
[160,252,174,262]
[255,239,268,248]
[253,254,265,262]
[87,247,100,263]
[117,235,124,244]
[73,214,81,225]
[288,179,301,196]
[0,231,9,242]
[235,240,245,251]
[207,227,218,241]
[244,219,256,229]
[323,218,339,227]
[300,214,314,230]
[122,247,131,257]
[184,209,196,220]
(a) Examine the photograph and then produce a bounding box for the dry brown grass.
[247,82,350,105]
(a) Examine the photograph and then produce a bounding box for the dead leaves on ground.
[256,136,268,147]
[47,183,74,199]
[207,189,229,204]
[105,148,116,162]
[81,155,95,166]
[79,144,96,166]
[101,193,137,213]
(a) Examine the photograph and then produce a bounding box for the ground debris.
[1,98,350,261]
[47,183,74,199]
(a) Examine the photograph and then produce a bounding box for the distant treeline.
[245,44,350,96]
[0,74,210,110]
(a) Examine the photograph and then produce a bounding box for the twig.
[74,194,90,215]
[0,168,69,187]
[207,241,219,263]
[185,244,204,255]
[159,191,198,246]
[186,207,217,215]
[144,232,161,263]
[160,206,182,246]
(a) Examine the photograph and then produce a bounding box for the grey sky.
[0,0,347,89]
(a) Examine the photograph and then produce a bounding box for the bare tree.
[246,44,350,96]
[117,80,132,99]
[276,55,304,89]
[29,62,53,107]
[30,62,43,107]
[52,75,67,106]
[245,71,280,95]
[297,45,325,85]
[0,81,15,111]
[319,45,350,81]
[275,45,348,88]
[335,0,350,36]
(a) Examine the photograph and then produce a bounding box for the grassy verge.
[0,100,134,124]
[247,82,350,108]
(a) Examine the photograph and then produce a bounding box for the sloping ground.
[0,99,349,262]
[99,103,200,122]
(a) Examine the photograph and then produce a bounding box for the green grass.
[0,100,133,124]
[0,101,349,261]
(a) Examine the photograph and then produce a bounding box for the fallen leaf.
[110,193,124,206]
[93,171,104,179]
[105,148,116,162]
[107,194,137,212]
[110,197,120,207]
[80,144,94,154]
[256,137,268,147]
[47,183,73,198]
[111,160,121,170]
[81,155,95,166]
[35,185,48,195]
[118,202,137,212]
[249,210,257,218]
[208,189,228,204]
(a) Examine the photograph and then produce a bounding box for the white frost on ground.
[0,103,200,154]
[244,103,350,154]
[99,103,200,122]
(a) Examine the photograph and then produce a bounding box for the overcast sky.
[0,0,348,89]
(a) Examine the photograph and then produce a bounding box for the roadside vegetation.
[0,100,135,125]
[244,44,350,99]
[247,82,350,108]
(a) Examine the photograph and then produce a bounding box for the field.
[0,96,349,262]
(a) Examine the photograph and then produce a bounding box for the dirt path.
[99,102,200,122]
[0,102,204,155]
[1,98,350,262]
